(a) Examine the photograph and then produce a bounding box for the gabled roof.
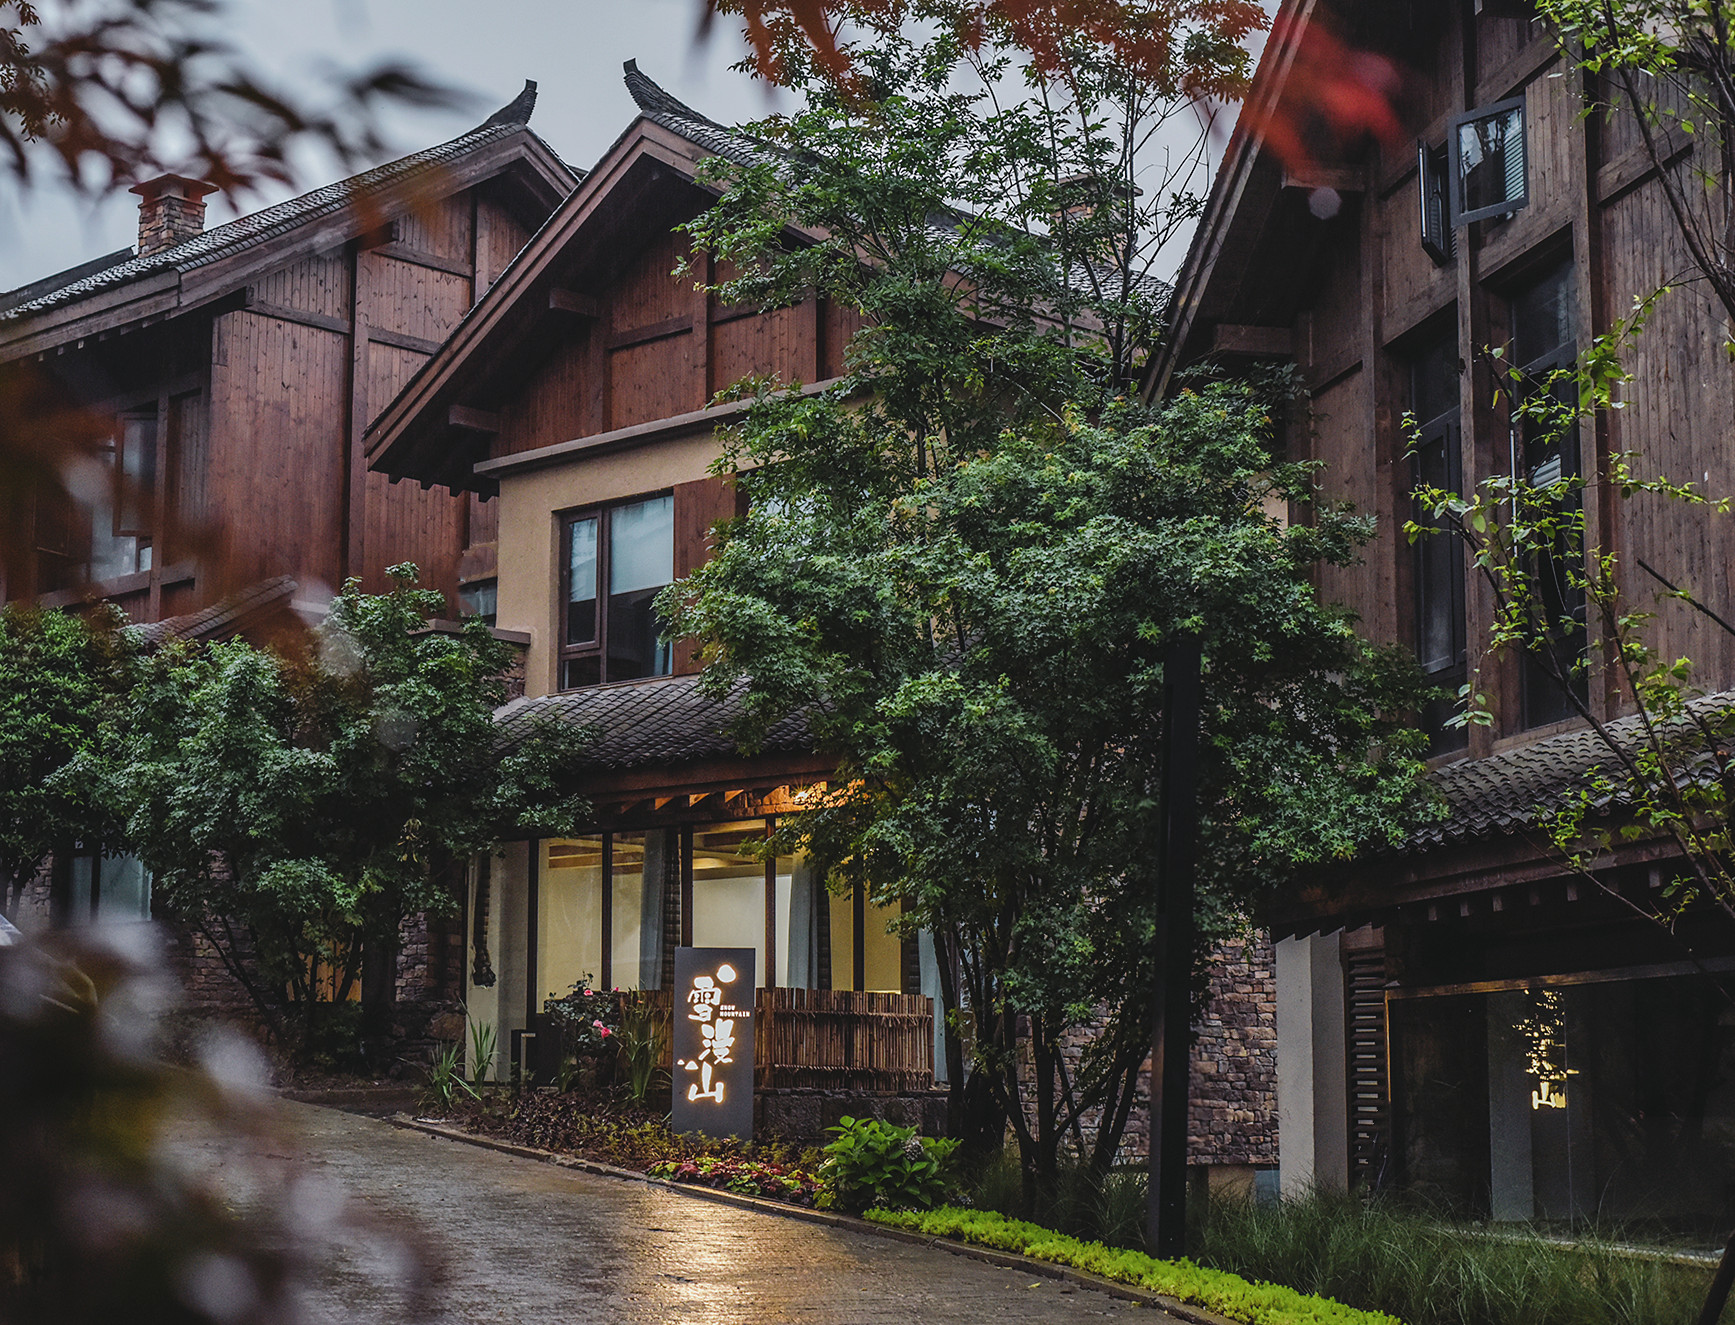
[0,82,578,353]
[364,64,741,495]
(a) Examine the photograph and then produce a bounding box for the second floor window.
[1510,258,1587,729]
[90,411,158,582]
[560,494,674,689]
[1410,331,1467,754]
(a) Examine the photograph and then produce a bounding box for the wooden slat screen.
[1344,945,1391,1189]
[635,988,933,1092]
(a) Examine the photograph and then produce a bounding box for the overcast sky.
[0,0,1260,292]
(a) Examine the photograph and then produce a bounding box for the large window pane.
[612,833,648,991]
[566,517,598,645]
[539,838,604,1009]
[691,821,769,985]
[606,495,673,680]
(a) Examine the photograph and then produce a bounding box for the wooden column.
[679,826,694,947]
[692,249,712,411]
[600,833,614,990]
[345,246,369,582]
[852,874,865,992]
[763,816,778,988]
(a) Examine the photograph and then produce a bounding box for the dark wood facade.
[0,90,575,623]
[1156,1,1735,1222]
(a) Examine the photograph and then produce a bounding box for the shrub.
[649,1156,823,1205]
[542,977,624,1069]
[819,1115,958,1214]
[867,1207,1403,1325]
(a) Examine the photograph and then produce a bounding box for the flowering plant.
[543,976,628,1063]
[648,1156,823,1206]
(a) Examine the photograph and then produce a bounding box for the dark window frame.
[1506,260,1587,729]
[557,493,675,691]
[1409,333,1469,754]
[1448,95,1529,226]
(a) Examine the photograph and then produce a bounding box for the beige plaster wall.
[494,428,724,697]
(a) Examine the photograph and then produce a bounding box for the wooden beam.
[369,326,444,356]
[1211,324,1294,357]
[608,314,694,351]
[548,288,602,319]
[1281,165,1366,195]
[241,294,351,336]
[447,405,501,434]
[372,239,472,278]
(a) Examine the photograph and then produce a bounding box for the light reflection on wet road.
[197,1101,1164,1323]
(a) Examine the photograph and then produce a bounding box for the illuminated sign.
[671,947,755,1138]
[1519,989,1577,1111]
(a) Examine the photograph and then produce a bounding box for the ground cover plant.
[865,1206,1403,1325]
[439,1087,823,1195]
[1191,1188,1716,1325]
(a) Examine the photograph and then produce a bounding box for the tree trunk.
[359,895,400,1066]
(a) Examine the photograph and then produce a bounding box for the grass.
[1192,1187,1720,1325]
[866,1205,1402,1325]
[956,1155,1722,1325]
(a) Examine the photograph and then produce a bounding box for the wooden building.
[0,82,576,626]
[1152,0,1735,1231]
[366,64,944,1113]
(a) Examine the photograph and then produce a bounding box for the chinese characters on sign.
[671,947,755,1138]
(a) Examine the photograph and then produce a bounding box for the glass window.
[559,496,674,689]
[1409,331,1468,754]
[89,412,157,583]
[1509,260,1586,728]
[691,821,771,986]
[62,847,151,925]
[538,837,604,1007]
[1449,97,1528,225]
[458,578,498,627]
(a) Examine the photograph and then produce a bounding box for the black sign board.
[670,947,756,1138]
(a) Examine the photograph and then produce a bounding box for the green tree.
[1540,0,1735,325]
[101,566,589,1057]
[0,602,134,920]
[666,15,1431,1191]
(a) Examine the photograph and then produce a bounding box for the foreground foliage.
[1193,1188,1714,1325]
[0,931,439,1324]
[865,1206,1402,1325]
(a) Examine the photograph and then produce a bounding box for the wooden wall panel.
[206,309,349,590]
[367,343,432,413]
[1303,221,1363,381]
[711,305,810,393]
[610,334,695,430]
[361,469,465,600]
[476,198,533,293]
[823,302,865,378]
[610,232,692,331]
[670,474,742,674]
[1381,172,1456,339]
[396,192,474,262]
[1600,171,1735,688]
[1308,367,1398,646]
[252,250,352,320]
[498,332,593,455]
[362,258,471,343]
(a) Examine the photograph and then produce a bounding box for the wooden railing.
[630,987,934,1093]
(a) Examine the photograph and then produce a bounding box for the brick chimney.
[128,174,218,255]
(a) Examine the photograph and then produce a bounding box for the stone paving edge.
[383,1112,1241,1325]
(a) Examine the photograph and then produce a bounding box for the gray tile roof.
[494,672,811,772]
[1409,690,1735,852]
[0,84,568,324]
[127,575,301,646]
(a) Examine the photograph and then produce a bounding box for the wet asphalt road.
[203,1101,1165,1324]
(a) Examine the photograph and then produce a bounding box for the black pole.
[1149,633,1202,1259]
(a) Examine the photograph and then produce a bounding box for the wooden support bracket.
[448,405,501,434]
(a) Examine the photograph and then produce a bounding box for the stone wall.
[1015,933,1278,1167]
